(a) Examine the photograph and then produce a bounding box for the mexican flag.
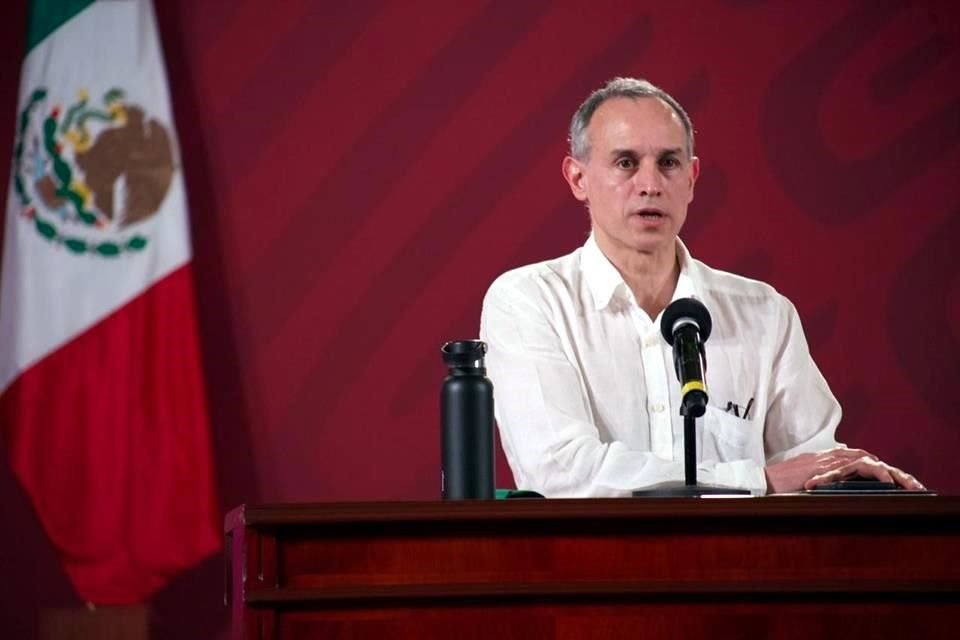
[0,0,220,604]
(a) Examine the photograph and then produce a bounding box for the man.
[479,77,922,496]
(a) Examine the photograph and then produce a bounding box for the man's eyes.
[659,156,680,169]
[614,156,681,170]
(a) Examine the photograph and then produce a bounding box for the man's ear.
[562,155,588,202]
[687,156,700,203]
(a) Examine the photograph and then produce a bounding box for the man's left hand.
[803,456,925,491]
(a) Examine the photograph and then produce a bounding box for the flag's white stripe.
[0,0,191,392]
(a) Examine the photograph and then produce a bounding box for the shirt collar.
[581,233,698,311]
[672,238,697,302]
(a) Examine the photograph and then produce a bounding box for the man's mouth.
[633,208,666,220]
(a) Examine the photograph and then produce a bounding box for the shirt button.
[644,335,659,348]
[651,401,665,413]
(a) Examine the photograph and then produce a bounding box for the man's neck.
[596,235,680,321]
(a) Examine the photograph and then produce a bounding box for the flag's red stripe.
[0,264,220,604]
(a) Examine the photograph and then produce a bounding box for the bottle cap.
[441,340,486,368]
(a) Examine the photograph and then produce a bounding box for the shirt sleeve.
[480,275,767,497]
[763,297,843,464]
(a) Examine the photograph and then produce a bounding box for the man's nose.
[633,160,663,197]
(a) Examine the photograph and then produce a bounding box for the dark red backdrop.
[1,1,958,638]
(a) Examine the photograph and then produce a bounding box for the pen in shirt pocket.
[725,397,755,419]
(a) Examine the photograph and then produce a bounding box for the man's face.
[563,96,699,258]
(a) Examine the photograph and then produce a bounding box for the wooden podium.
[225,497,960,639]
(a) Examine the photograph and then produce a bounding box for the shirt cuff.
[709,459,768,495]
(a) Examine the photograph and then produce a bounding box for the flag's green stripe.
[26,0,98,55]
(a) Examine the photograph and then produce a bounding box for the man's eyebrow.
[608,147,685,157]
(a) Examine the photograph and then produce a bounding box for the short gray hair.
[568,77,695,161]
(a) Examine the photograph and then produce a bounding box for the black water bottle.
[440,340,494,499]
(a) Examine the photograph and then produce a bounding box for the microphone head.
[660,298,712,345]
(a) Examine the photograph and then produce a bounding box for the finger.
[833,448,878,462]
[803,459,887,489]
[814,451,870,474]
[844,459,894,484]
[803,467,846,490]
[816,453,874,476]
[887,467,925,491]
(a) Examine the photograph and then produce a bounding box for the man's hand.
[764,448,924,493]
[802,455,925,491]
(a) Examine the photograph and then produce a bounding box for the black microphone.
[660,298,712,418]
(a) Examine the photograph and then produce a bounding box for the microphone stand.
[632,403,751,498]
[632,297,752,497]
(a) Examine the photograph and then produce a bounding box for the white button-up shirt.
[480,234,841,496]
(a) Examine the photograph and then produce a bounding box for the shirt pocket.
[700,405,753,462]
